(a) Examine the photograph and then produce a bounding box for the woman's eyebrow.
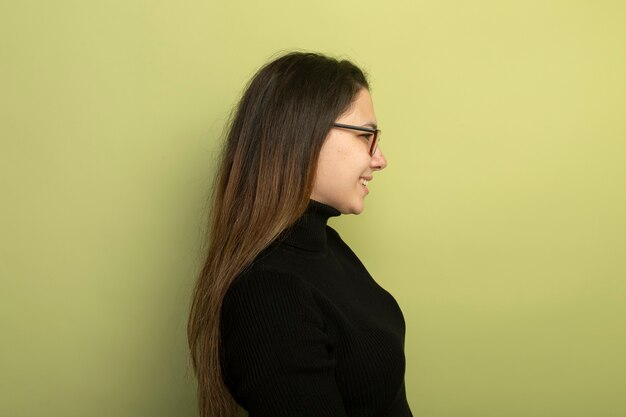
[362,122,378,129]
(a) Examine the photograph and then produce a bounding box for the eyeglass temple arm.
[332,122,378,133]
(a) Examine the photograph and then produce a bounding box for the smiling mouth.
[359,179,370,195]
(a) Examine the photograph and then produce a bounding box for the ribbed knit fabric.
[219,199,413,417]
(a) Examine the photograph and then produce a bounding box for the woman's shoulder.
[229,264,301,287]
[220,266,325,334]
[224,265,314,308]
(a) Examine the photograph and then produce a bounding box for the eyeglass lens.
[369,131,380,156]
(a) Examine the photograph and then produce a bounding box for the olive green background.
[2,1,625,416]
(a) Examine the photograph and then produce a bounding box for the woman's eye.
[360,133,373,140]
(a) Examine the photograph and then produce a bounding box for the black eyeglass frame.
[332,122,381,156]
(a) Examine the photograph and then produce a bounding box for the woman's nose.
[371,147,388,170]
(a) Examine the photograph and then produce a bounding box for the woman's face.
[311,88,388,214]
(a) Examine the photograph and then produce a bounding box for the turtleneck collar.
[278,199,342,253]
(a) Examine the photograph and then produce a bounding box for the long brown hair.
[187,50,370,417]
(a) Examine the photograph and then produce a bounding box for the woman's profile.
[187,50,412,417]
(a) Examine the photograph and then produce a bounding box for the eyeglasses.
[332,122,381,156]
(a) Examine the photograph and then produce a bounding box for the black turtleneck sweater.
[219,199,413,417]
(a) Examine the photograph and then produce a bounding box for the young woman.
[187,51,412,417]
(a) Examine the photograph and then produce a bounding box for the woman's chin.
[347,200,365,215]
